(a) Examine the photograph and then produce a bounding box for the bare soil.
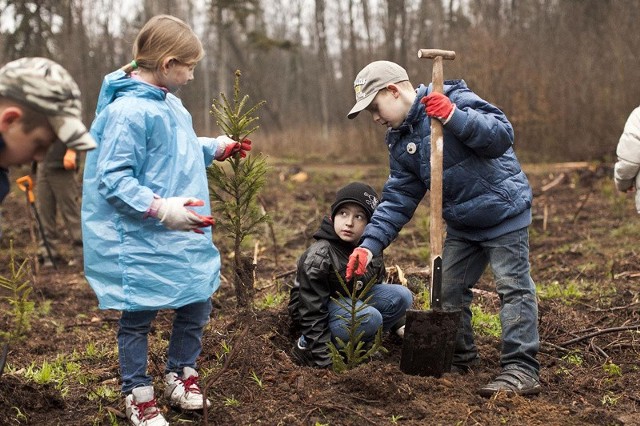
[0,161,639,425]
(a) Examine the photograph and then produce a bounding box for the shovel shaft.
[31,203,57,270]
[429,55,446,307]
[429,57,444,258]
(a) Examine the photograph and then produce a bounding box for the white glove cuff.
[442,105,456,125]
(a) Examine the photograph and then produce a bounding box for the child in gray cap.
[0,57,96,203]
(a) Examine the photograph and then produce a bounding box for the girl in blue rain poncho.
[81,15,251,425]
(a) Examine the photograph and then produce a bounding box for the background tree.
[1,0,639,163]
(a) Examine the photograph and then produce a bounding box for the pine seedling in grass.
[208,70,269,308]
[0,240,35,342]
[327,268,387,373]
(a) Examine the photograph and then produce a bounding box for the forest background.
[1,0,639,164]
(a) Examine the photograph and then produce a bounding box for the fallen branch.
[540,340,570,353]
[559,324,640,347]
[541,172,565,192]
[274,269,296,280]
[588,302,640,312]
[571,189,593,223]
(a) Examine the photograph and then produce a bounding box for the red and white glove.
[421,92,455,124]
[148,197,215,234]
[345,247,373,281]
[215,136,252,161]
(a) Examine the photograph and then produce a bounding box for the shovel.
[400,49,461,377]
[16,175,57,270]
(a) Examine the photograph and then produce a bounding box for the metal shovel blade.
[400,256,461,377]
[400,307,461,377]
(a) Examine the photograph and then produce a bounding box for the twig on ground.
[588,302,640,312]
[541,172,566,192]
[274,269,296,280]
[202,325,249,426]
[588,338,608,359]
[559,324,640,347]
[540,340,571,353]
[571,189,593,223]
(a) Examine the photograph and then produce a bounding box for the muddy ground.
[0,161,639,425]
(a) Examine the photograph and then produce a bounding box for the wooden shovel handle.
[419,49,455,306]
[429,56,445,261]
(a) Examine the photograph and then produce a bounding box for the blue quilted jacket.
[361,81,532,255]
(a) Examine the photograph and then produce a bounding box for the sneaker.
[395,325,405,338]
[125,386,169,426]
[478,368,542,397]
[164,367,210,410]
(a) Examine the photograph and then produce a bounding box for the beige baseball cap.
[347,61,409,119]
[0,57,97,151]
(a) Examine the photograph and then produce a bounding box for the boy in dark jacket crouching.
[288,182,413,368]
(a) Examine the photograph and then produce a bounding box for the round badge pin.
[407,142,417,154]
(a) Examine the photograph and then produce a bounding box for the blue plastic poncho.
[82,70,221,310]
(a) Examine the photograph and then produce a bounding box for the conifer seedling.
[208,70,269,308]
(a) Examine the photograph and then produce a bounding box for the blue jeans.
[328,283,413,343]
[117,299,212,394]
[441,227,540,376]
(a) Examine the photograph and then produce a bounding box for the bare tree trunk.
[314,0,330,139]
[347,0,359,79]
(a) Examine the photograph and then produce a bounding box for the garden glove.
[215,136,252,161]
[421,92,456,124]
[345,247,373,281]
[63,149,77,170]
[148,197,215,234]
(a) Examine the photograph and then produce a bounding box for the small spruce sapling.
[208,70,269,308]
[327,265,387,373]
[0,240,35,376]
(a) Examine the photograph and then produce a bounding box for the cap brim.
[347,94,376,119]
[48,115,97,151]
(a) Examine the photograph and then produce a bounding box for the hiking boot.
[125,386,168,426]
[450,357,480,375]
[164,367,210,410]
[478,368,542,397]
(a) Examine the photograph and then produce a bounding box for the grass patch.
[536,280,584,301]
[471,304,501,337]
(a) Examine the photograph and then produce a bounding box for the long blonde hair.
[122,15,204,74]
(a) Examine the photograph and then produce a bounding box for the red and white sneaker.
[125,386,169,426]
[164,367,211,410]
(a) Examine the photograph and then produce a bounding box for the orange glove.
[345,247,373,281]
[63,149,77,170]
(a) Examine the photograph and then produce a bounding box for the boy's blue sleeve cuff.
[361,239,385,257]
[443,107,468,135]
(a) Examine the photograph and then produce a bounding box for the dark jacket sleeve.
[293,243,334,368]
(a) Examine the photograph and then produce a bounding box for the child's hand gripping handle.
[16,175,35,203]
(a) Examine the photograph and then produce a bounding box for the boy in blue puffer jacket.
[345,60,541,397]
